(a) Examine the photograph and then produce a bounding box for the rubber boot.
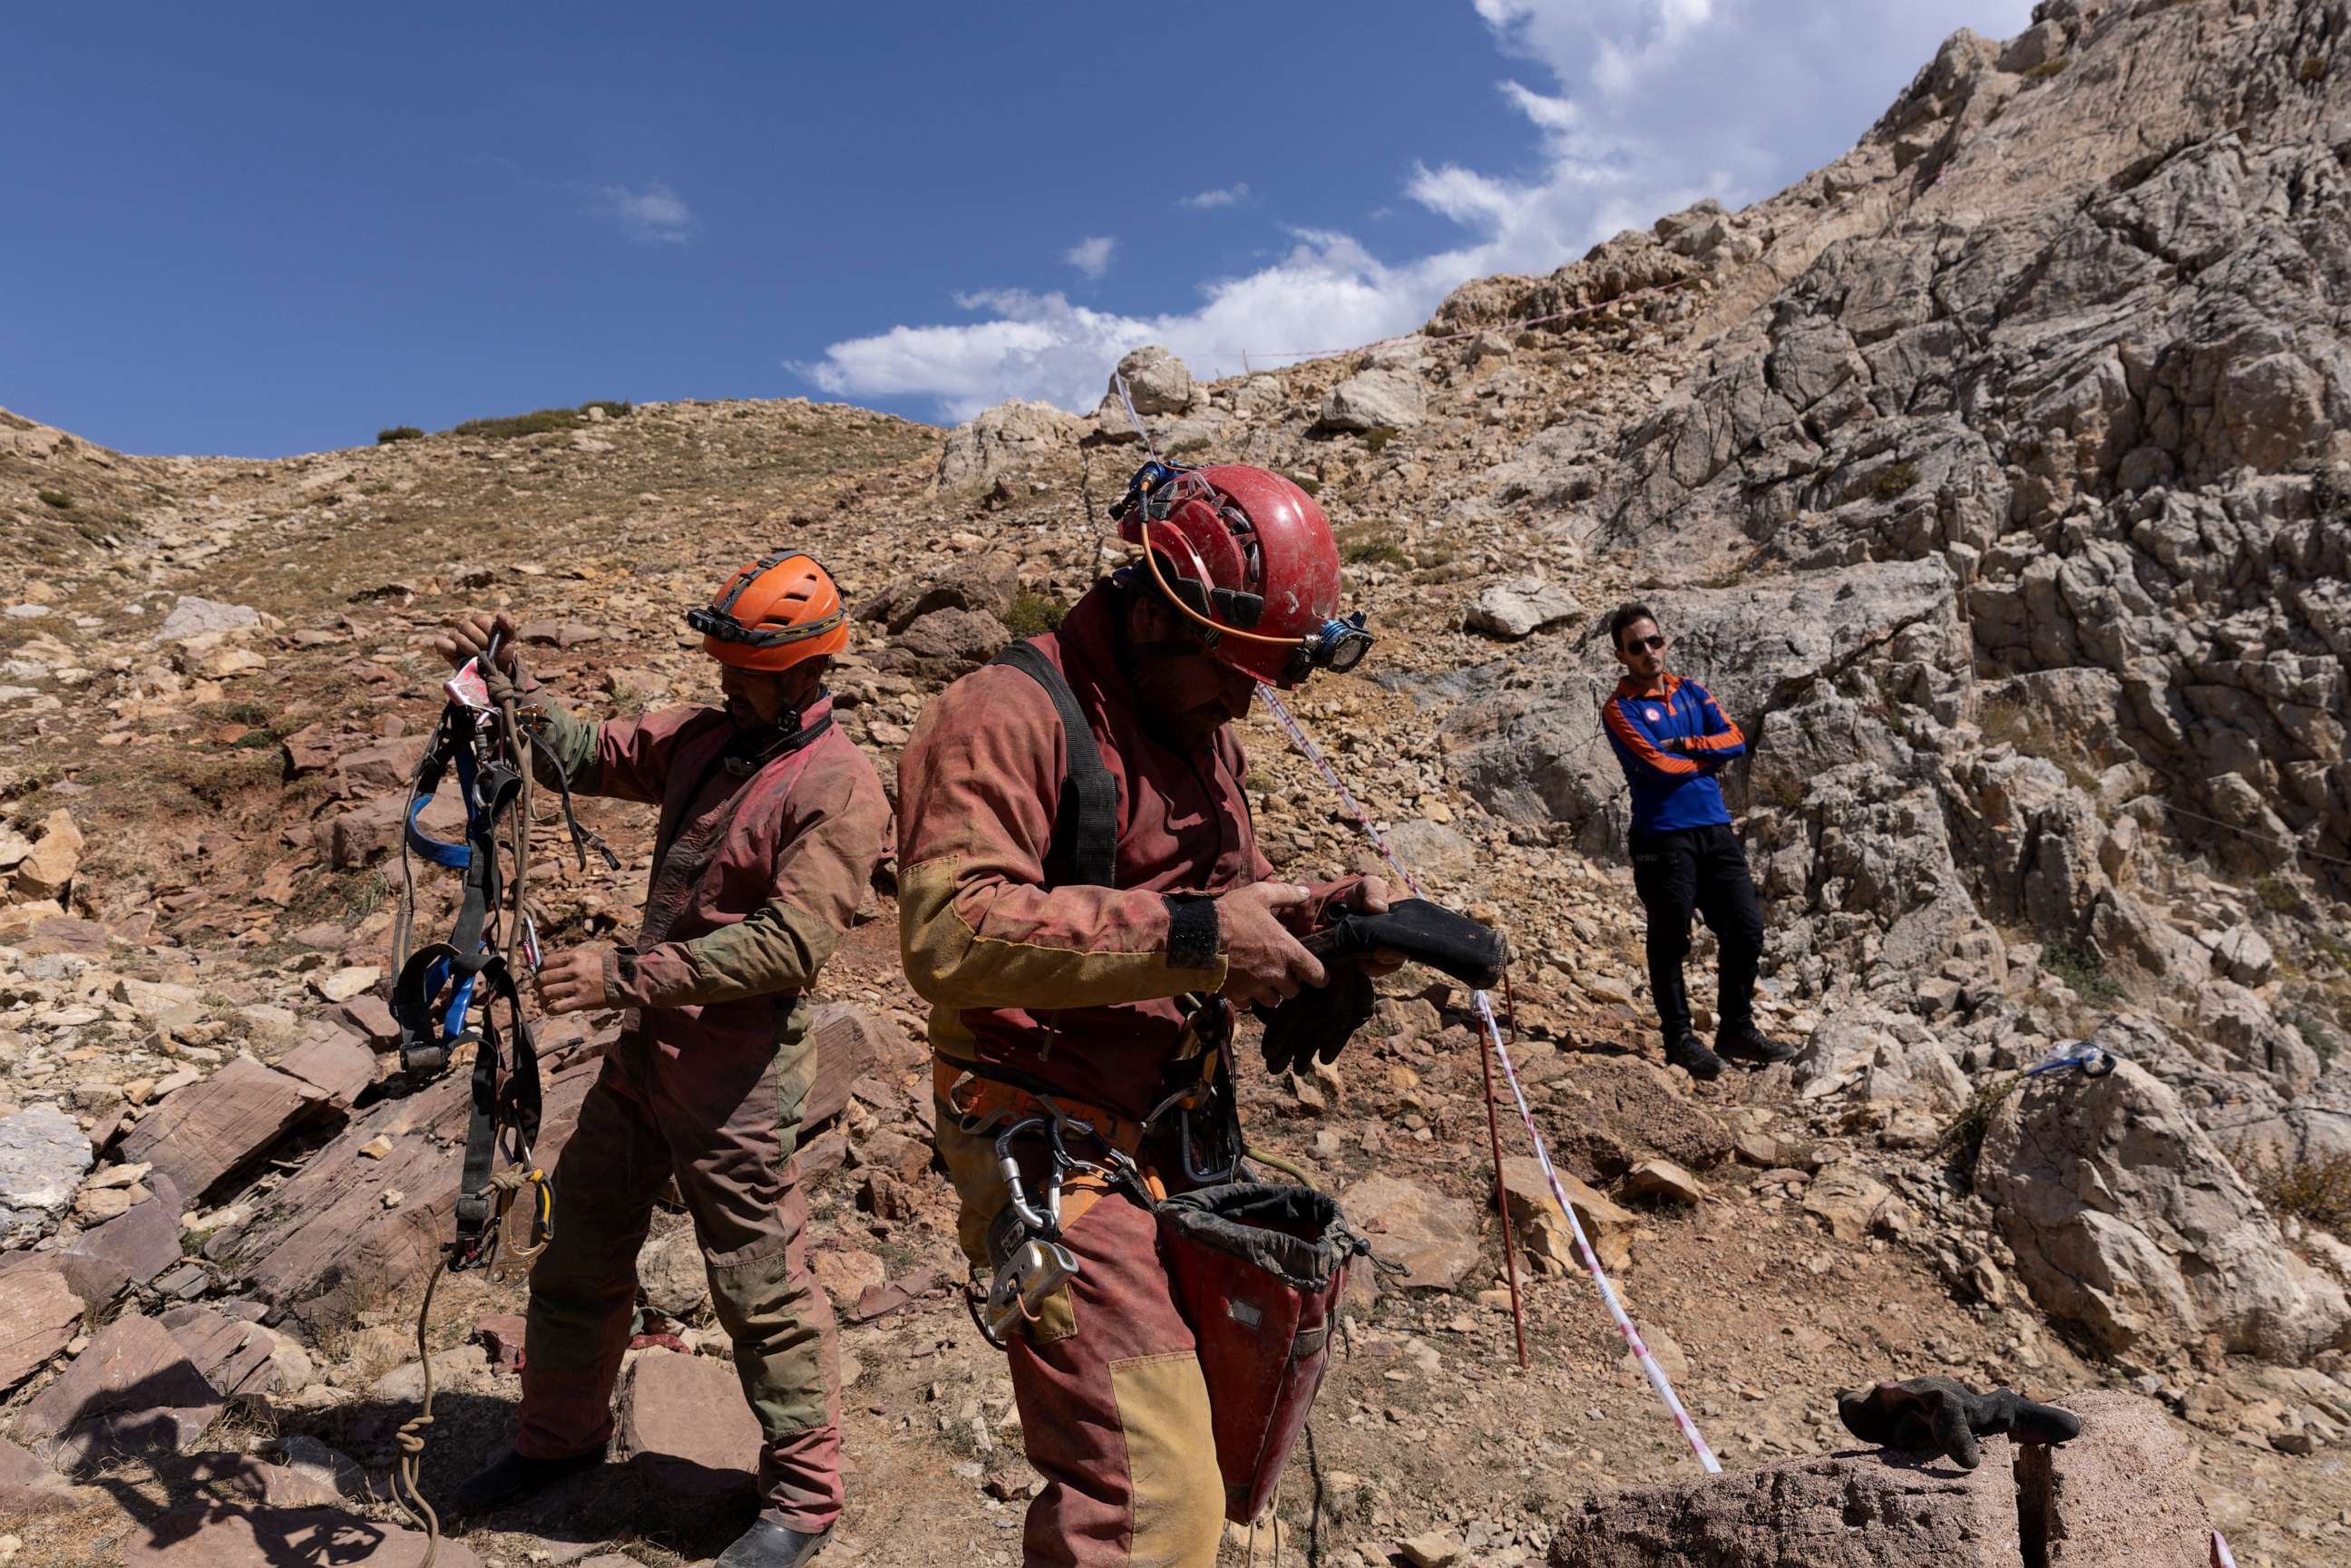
[717,1518,834,1568]
[1715,1022,1795,1066]
[449,1446,604,1514]
[1663,1034,1725,1081]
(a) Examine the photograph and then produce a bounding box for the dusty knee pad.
[706,1240,833,1437]
[1108,1350,1224,1566]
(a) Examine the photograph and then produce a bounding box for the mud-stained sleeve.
[897,667,1227,1010]
[519,696,701,804]
[624,740,892,1006]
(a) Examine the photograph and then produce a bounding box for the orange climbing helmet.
[687,551,849,670]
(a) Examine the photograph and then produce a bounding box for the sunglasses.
[1622,633,1669,653]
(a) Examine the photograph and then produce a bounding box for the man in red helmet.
[897,463,1394,1568]
[429,552,889,1568]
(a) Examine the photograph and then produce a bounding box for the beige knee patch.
[1107,1350,1222,1568]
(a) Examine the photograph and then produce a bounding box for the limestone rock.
[1499,1156,1634,1276]
[1341,1174,1481,1290]
[1318,366,1425,433]
[936,400,1087,489]
[153,597,261,642]
[1108,344,1195,416]
[0,1103,93,1246]
[1979,1060,2351,1361]
[637,1224,711,1321]
[10,808,82,901]
[1466,578,1582,641]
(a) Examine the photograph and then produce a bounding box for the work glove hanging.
[1301,898,1509,990]
[1837,1377,2083,1470]
[1254,961,1377,1078]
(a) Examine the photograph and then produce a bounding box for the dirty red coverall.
[897,582,1352,1567]
[514,691,889,1534]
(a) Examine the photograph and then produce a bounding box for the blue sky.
[0,1,2035,458]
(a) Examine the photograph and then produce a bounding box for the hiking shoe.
[717,1519,834,1568]
[449,1446,603,1514]
[1715,1022,1796,1066]
[1663,1035,1725,1081]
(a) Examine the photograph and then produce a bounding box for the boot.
[449,1446,603,1514]
[1715,1021,1795,1066]
[717,1518,834,1568]
[1663,1034,1725,1082]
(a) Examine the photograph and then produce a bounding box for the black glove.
[1254,962,1376,1077]
[1300,898,1509,989]
[1837,1377,2083,1470]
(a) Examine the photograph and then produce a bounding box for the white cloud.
[1181,182,1252,209]
[588,181,694,245]
[804,0,2042,421]
[1064,236,1117,280]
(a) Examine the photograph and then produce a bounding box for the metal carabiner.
[992,1116,1054,1235]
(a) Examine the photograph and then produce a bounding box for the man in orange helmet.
[897,463,1396,1568]
[430,551,888,1568]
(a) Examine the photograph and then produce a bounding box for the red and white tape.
[1257,687,1723,1473]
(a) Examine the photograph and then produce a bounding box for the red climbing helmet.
[1110,462,1371,687]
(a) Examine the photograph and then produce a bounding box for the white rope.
[1256,685,1722,1472]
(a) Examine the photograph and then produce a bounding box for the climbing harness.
[2025,1039,2119,1078]
[1257,683,1725,1474]
[385,639,613,1565]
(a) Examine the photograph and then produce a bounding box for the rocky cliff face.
[1439,0,2351,1366]
[3,4,2350,1563]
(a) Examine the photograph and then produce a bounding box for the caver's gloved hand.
[1254,961,1377,1077]
[1300,898,1510,990]
[1837,1377,2083,1470]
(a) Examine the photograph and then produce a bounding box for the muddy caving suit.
[896,583,1357,1568]
[510,689,889,1534]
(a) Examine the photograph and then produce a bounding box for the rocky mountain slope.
[2,2,2348,1564]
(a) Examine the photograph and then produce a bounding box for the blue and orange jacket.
[1603,672,1747,834]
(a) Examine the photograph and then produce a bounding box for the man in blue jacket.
[1601,603,1794,1081]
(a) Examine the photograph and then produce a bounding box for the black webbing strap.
[991,640,1118,888]
[450,955,542,1270]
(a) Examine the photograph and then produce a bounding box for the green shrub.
[1939,1072,2025,1174]
[1872,462,1919,500]
[2042,943,2122,1007]
[2302,55,2327,84]
[1361,425,1400,454]
[1002,589,1068,638]
[2256,873,2303,913]
[1281,472,1322,498]
[376,425,424,444]
[2239,1143,2351,1237]
[447,401,630,442]
[2289,1011,2338,1066]
[580,400,633,420]
[1337,528,1410,568]
[35,490,73,511]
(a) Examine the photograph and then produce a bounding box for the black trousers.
[1629,822,1765,1043]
